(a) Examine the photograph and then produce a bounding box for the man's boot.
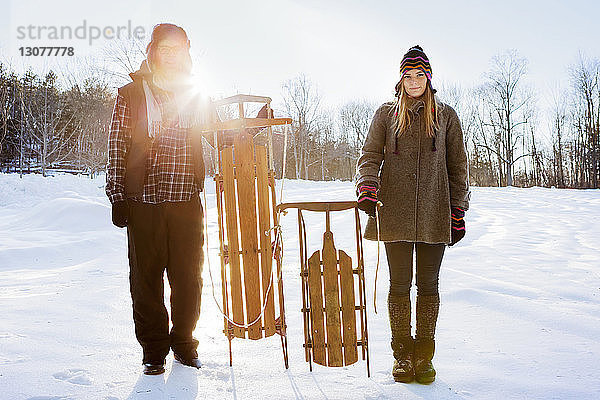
[414,293,440,384]
[388,293,414,383]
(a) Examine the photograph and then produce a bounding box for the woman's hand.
[357,183,378,218]
[449,206,465,246]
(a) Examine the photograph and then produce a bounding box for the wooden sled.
[277,201,371,376]
[209,95,292,368]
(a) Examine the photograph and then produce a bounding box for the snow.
[0,172,599,400]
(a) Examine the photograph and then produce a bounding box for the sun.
[189,63,212,98]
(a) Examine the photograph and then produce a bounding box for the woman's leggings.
[384,241,445,296]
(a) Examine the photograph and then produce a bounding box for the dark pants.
[384,241,445,297]
[127,196,204,364]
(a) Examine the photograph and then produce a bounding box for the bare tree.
[339,99,375,150]
[309,110,332,181]
[477,50,533,186]
[101,38,147,87]
[546,84,568,187]
[22,71,80,176]
[436,81,463,113]
[437,81,480,169]
[62,79,113,176]
[281,74,321,179]
[569,53,599,188]
[0,63,12,158]
[338,99,375,180]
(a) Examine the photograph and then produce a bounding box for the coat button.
[412,173,417,179]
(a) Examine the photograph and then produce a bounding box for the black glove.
[449,206,465,246]
[357,183,378,218]
[112,200,129,228]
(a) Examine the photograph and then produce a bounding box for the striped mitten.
[449,206,465,246]
[357,183,378,217]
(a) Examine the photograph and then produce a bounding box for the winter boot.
[143,360,165,375]
[388,293,414,383]
[414,294,440,384]
[174,352,202,369]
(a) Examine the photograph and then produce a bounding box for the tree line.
[1,49,598,188]
[0,63,113,177]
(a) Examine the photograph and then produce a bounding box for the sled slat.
[339,250,358,365]
[255,145,276,337]
[222,147,245,338]
[308,251,326,366]
[235,132,262,340]
[322,232,343,367]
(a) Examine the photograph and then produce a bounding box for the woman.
[355,45,470,384]
[106,23,214,375]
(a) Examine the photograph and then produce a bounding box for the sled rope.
[373,201,382,314]
[203,189,284,329]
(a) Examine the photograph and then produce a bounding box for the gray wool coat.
[355,97,471,244]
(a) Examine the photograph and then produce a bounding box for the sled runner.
[204,94,292,368]
[277,201,371,376]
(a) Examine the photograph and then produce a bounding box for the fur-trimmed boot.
[388,293,414,383]
[414,293,440,384]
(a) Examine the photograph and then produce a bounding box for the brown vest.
[117,80,206,198]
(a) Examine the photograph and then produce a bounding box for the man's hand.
[112,201,129,228]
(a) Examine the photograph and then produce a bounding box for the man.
[106,23,212,375]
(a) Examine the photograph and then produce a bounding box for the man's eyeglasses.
[157,45,186,56]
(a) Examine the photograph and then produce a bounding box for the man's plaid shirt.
[106,85,203,204]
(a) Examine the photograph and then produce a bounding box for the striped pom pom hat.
[399,45,432,81]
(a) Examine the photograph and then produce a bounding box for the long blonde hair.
[391,80,439,138]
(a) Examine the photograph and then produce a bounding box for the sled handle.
[277,201,357,213]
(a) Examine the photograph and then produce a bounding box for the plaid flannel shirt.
[105,84,202,204]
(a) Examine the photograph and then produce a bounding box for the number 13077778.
[19,47,74,56]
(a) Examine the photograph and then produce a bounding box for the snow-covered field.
[0,172,599,400]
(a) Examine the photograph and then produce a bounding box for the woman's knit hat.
[399,45,432,81]
[394,45,436,97]
[394,45,438,152]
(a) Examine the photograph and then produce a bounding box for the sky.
[1,0,599,138]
